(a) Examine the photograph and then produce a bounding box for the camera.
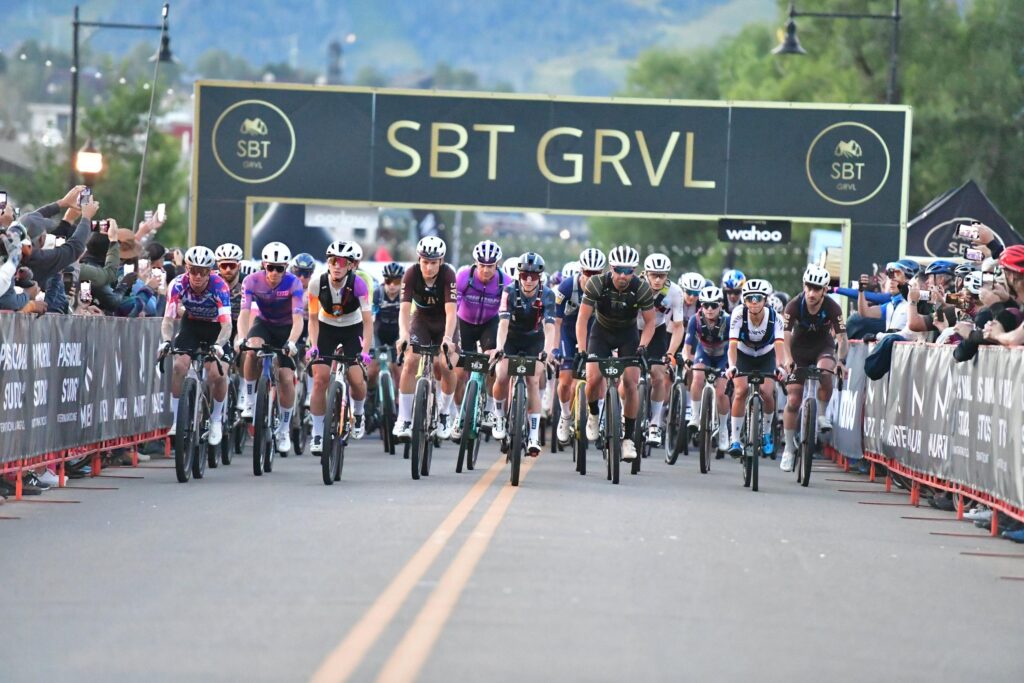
[956,224,979,241]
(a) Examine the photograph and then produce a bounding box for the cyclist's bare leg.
[584,363,605,404]
[398,348,420,394]
[277,368,295,409]
[205,360,227,402]
[171,354,190,396]
[817,356,836,403]
[347,364,367,401]
[557,369,574,404]
[620,365,640,419]
[311,364,329,415]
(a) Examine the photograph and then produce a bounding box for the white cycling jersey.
[729,306,783,357]
[638,281,685,330]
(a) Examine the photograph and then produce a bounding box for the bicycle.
[585,355,649,485]
[229,356,248,458]
[499,353,543,487]
[455,351,496,473]
[158,342,224,484]
[734,371,775,492]
[693,366,723,474]
[240,341,288,477]
[786,366,841,487]
[308,347,366,485]
[374,345,399,455]
[664,358,690,465]
[405,342,453,481]
[290,354,311,457]
[210,351,239,469]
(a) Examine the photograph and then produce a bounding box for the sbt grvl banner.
[0,316,172,462]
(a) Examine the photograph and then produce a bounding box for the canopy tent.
[905,180,1021,259]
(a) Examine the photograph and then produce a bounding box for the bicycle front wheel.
[194,386,211,480]
[174,378,197,483]
[699,385,714,474]
[380,370,397,455]
[410,379,428,480]
[800,398,816,487]
[509,383,527,486]
[574,382,588,475]
[606,387,621,485]
[252,374,271,476]
[456,380,477,473]
[322,380,341,485]
[632,378,648,475]
[749,401,762,492]
[221,378,236,465]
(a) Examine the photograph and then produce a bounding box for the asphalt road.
[2,433,1022,683]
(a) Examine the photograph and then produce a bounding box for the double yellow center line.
[311,454,535,683]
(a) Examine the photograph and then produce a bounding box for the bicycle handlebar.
[156,343,224,376]
[400,341,454,370]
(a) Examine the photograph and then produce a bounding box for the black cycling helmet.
[291,253,316,273]
[518,252,545,274]
[382,262,405,280]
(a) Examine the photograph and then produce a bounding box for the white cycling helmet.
[579,248,606,272]
[214,242,243,262]
[608,245,640,268]
[184,246,216,269]
[540,272,550,287]
[473,240,502,265]
[963,270,983,295]
[699,285,723,304]
[417,235,447,259]
[742,278,773,299]
[802,264,831,288]
[679,272,705,293]
[344,242,363,260]
[643,253,671,273]
[261,241,291,265]
[325,241,360,261]
[561,261,581,280]
[502,256,520,279]
[240,260,260,277]
[768,294,785,314]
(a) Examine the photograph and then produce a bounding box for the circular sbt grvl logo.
[212,99,296,184]
[805,122,891,206]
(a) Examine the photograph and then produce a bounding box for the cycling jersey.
[582,273,655,330]
[729,306,783,357]
[456,265,508,325]
[555,275,585,322]
[401,263,457,318]
[242,271,304,326]
[639,281,684,330]
[783,294,845,340]
[373,287,401,328]
[164,273,232,324]
[499,281,556,335]
[222,276,243,320]
[308,271,370,327]
[685,310,731,358]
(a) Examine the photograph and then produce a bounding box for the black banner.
[861,343,1024,509]
[717,219,791,244]
[0,315,171,462]
[832,340,869,460]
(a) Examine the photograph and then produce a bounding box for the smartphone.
[919,290,931,302]
[957,224,979,241]
[144,210,154,222]
[156,203,166,222]
[0,190,8,209]
[966,248,983,262]
[78,187,92,207]
[138,258,150,273]
[91,220,100,232]
[80,281,92,303]
[123,263,135,275]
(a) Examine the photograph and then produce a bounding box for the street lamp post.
[772,1,901,104]
[75,139,104,187]
[68,4,173,187]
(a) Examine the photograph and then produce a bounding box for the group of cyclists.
[159,232,849,476]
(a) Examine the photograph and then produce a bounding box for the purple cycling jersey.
[456,265,508,325]
[241,271,305,326]
[164,273,232,323]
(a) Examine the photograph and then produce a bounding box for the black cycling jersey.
[581,272,655,330]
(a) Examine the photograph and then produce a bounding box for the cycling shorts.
[790,338,837,368]
[736,349,776,377]
[694,349,728,371]
[175,318,221,357]
[503,331,545,358]
[459,317,499,353]
[248,318,296,370]
[587,322,639,358]
[647,325,669,360]
[410,313,458,348]
[316,321,364,361]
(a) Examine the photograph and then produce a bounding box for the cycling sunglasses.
[265,264,286,273]
[685,289,701,297]
[701,302,720,309]
[744,294,765,303]
[519,271,540,281]
[612,266,635,275]
[582,269,603,277]
[724,288,740,296]
[186,265,211,277]
[293,268,314,278]
[384,277,402,285]
[217,261,239,270]
[327,256,352,267]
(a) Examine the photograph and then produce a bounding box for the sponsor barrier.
[0,314,172,462]
[829,340,1024,532]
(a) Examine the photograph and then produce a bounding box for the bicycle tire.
[670,384,689,464]
[699,385,714,474]
[253,374,270,476]
[550,397,561,453]
[221,379,236,465]
[607,387,621,485]
[263,387,277,474]
[380,371,397,455]
[410,379,428,480]
[194,386,211,479]
[232,379,247,456]
[290,380,305,457]
[574,382,588,475]
[800,398,816,487]
[468,434,481,470]
[322,380,341,485]
[749,398,762,492]
[335,385,348,482]
[421,388,435,477]
[174,378,197,483]
[632,377,648,475]
[509,382,526,486]
[456,380,478,473]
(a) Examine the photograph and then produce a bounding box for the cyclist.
[236,242,306,453]
[368,261,404,418]
[553,249,605,444]
[502,256,519,280]
[639,254,686,447]
[290,252,317,406]
[393,236,460,441]
[214,242,244,351]
[677,272,704,328]
[721,269,746,314]
[307,241,373,452]
[452,240,508,439]
[160,246,232,445]
[575,245,657,462]
[781,264,848,472]
[681,285,732,454]
[492,252,556,454]
[725,278,788,458]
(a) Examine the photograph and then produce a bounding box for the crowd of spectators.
[1,185,184,500]
[829,221,1024,541]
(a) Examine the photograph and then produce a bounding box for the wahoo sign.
[718,219,791,244]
